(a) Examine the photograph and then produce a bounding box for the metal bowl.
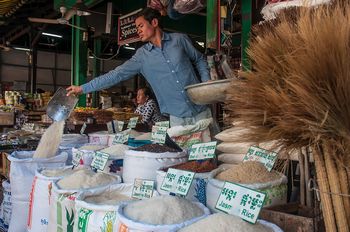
[185,79,232,105]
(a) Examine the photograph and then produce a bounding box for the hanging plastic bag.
[173,0,206,14]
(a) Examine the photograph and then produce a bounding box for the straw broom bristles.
[225,2,350,231]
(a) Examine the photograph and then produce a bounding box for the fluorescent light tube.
[42,32,63,38]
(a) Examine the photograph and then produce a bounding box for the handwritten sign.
[243,146,278,171]
[189,141,217,160]
[114,120,124,132]
[155,121,170,128]
[160,168,195,196]
[113,133,129,144]
[72,150,83,166]
[132,179,154,200]
[80,123,87,135]
[91,151,110,171]
[151,126,167,144]
[215,181,266,223]
[127,117,138,129]
[118,9,142,45]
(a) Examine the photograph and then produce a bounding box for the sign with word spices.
[72,150,83,166]
[151,126,168,144]
[127,117,138,129]
[118,9,142,45]
[114,120,124,132]
[160,168,195,196]
[189,141,217,160]
[155,121,170,128]
[80,122,87,135]
[91,151,110,171]
[132,179,155,200]
[113,133,129,145]
[243,146,278,171]
[215,181,266,223]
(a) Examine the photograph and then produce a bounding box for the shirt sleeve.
[81,50,142,93]
[180,34,210,82]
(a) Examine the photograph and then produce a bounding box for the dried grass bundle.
[225,2,350,231]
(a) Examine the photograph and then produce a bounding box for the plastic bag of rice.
[179,213,283,232]
[216,142,254,154]
[117,195,210,231]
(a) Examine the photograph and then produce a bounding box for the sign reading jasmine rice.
[91,151,110,171]
[160,168,195,196]
[243,146,278,171]
[215,181,266,223]
[132,179,155,200]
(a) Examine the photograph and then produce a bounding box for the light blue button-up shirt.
[81,32,210,117]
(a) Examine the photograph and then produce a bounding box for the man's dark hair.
[136,7,162,28]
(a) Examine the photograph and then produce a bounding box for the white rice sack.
[179,213,282,232]
[218,153,246,164]
[216,142,253,154]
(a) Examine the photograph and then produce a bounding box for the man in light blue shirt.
[67,7,212,126]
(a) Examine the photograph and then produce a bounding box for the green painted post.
[71,15,87,107]
[241,0,252,71]
[206,0,218,49]
[92,39,101,108]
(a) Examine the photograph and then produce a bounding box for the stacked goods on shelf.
[225,2,350,230]
[100,95,112,109]
[70,107,96,123]
[116,195,210,231]
[93,109,114,124]
[40,92,51,106]
[156,160,217,205]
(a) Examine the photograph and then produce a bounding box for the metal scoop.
[46,87,78,122]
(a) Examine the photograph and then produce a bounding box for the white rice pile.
[84,191,132,205]
[100,144,129,158]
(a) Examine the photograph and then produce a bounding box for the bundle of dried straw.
[225,1,350,231]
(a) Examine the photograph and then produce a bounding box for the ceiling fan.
[28,0,89,31]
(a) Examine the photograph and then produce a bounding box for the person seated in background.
[135,87,165,127]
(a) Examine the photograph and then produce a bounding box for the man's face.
[135,16,157,42]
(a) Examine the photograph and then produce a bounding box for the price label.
[80,123,87,135]
[151,126,167,144]
[127,117,138,129]
[215,181,266,224]
[91,151,110,171]
[114,120,124,132]
[113,133,129,144]
[155,121,170,128]
[160,168,195,196]
[243,146,278,171]
[189,141,217,160]
[72,150,83,166]
[107,121,115,133]
[132,179,155,200]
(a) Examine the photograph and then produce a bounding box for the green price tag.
[114,120,124,132]
[189,141,217,160]
[91,151,110,171]
[243,146,278,171]
[113,133,129,144]
[80,123,87,135]
[151,126,167,144]
[132,179,155,200]
[215,181,266,224]
[127,117,138,129]
[72,150,83,166]
[160,168,195,196]
[155,121,170,128]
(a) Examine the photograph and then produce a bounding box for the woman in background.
[135,87,164,127]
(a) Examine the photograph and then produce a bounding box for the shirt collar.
[145,32,170,51]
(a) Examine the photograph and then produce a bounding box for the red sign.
[118,9,142,45]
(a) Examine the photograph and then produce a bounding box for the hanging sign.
[160,168,195,196]
[151,126,167,144]
[215,181,266,223]
[118,9,142,45]
[155,121,170,128]
[243,146,278,171]
[113,133,129,144]
[91,151,110,171]
[80,123,87,135]
[132,179,155,200]
[189,141,217,160]
[127,117,138,129]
